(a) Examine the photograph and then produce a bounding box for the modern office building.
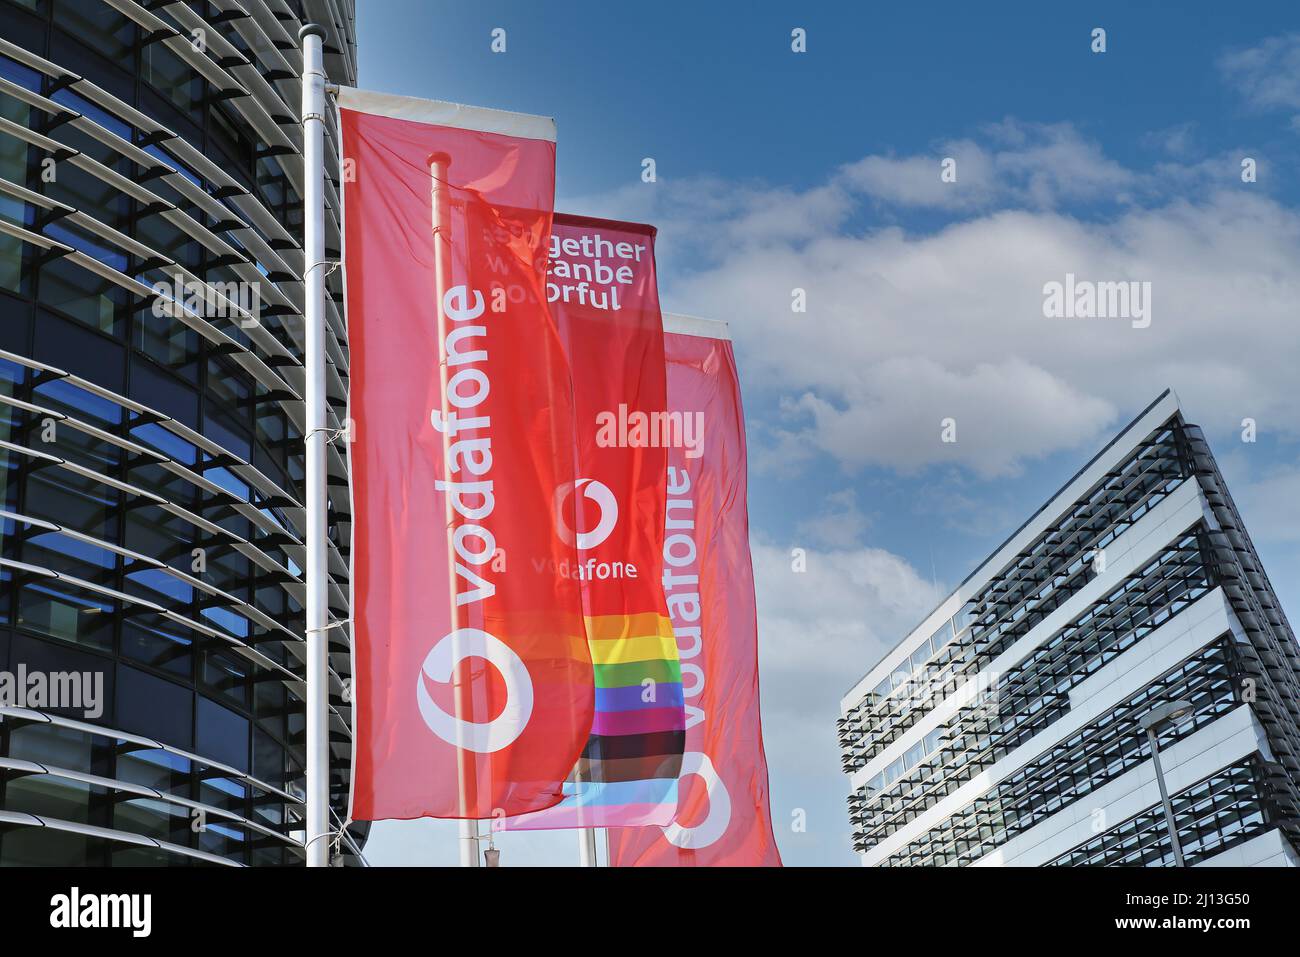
[0,0,363,864]
[837,391,1300,867]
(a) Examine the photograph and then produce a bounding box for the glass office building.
[838,391,1300,867]
[0,0,362,865]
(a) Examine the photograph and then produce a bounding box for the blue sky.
[354,1,1300,866]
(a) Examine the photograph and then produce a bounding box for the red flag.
[507,215,683,830]
[609,316,782,866]
[340,89,592,821]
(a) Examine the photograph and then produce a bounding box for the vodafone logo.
[416,628,534,753]
[554,478,618,550]
[662,752,732,849]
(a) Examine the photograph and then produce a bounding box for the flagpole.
[299,23,331,868]
[578,826,598,867]
[465,818,482,867]
[428,154,482,868]
[574,763,597,866]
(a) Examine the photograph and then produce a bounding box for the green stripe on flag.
[594,658,681,688]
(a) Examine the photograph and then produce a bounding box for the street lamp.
[1139,699,1194,867]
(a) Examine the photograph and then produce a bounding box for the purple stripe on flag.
[591,706,686,737]
[595,682,684,713]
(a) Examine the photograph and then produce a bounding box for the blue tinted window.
[196,695,248,772]
[0,55,41,92]
[116,664,193,750]
[126,566,192,604]
[49,89,132,141]
[0,356,26,387]
[143,144,201,189]
[205,464,250,499]
[42,220,129,272]
[931,618,955,649]
[129,421,198,466]
[201,604,250,639]
[33,378,121,426]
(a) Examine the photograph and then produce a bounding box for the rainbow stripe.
[504,611,683,830]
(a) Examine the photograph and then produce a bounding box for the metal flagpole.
[574,764,597,866]
[578,827,598,867]
[428,155,481,868]
[465,819,482,867]
[299,23,331,868]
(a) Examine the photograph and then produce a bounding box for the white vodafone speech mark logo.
[554,478,618,550]
[662,752,732,849]
[416,628,534,753]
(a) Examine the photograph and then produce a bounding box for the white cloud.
[776,356,1115,478]
[753,539,943,684]
[1232,463,1300,544]
[1142,122,1199,159]
[750,538,944,862]
[565,124,1300,478]
[1219,33,1300,116]
[793,488,871,547]
[840,122,1137,211]
[544,119,1300,863]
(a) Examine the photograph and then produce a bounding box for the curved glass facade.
[0,0,362,865]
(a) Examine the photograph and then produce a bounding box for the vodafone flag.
[507,215,683,830]
[340,89,592,820]
[608,316,782,866]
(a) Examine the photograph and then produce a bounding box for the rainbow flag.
[503,214,684,832]
[505,612,684,828]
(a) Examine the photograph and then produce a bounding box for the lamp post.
[1139,699,1194,867]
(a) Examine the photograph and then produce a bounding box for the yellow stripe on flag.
[588,633,679,665]
[584,613,677,665]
